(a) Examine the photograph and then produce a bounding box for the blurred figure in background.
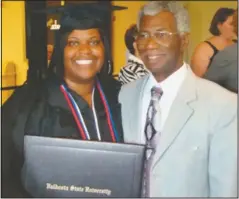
[191,8,236,77]
[118,24,149,84]
[204,9,238,93]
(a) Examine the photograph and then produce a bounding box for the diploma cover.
[22,135,146,198]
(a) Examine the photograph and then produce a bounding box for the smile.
[148,55,160,60]
[147,54,165,60]
[75,60,93,65]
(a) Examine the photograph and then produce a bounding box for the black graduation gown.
[1,75,124,197]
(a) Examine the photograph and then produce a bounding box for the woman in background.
[191,8,236,77]
[203,9,238,93]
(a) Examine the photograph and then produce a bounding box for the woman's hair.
[124,24,137,55]
[209,8,235,36]
[47,4,115,80]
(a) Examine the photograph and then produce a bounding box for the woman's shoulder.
[99,75,121,89]
[193,40,215,58]
[98,75,122,103]
[2,75,59,115]
[197,40,214,49]
[2,81,42,112]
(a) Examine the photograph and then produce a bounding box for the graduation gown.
[1,74,124,197]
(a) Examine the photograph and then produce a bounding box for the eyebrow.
[68,36,100,40]
[89,36,100,40]
[155,28,168,31]
[140,27,168,32]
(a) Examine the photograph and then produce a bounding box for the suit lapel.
[152,70,198,168]
[128,76,149,143]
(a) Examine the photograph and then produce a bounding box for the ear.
[217,23,223,32]
[133,41,140,57]
[180,32,190,52]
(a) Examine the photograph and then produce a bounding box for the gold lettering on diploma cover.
[46,183,69,191]
[46,183,112,196]
[84,186,112,196]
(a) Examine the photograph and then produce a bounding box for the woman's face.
[232,10,238,36]
[218,15,236,39]
[64,29,105,83]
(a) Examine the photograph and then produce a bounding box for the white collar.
[145,62,189,95]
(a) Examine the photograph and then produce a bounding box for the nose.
[77,43,92,55]
[144,36,161,50]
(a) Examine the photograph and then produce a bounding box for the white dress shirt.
[140,63,189,143]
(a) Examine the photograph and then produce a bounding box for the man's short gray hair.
[137,1,190,33]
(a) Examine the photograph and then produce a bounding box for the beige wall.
[111,1,149,75]
[0,2,1,77]
[2,1,28,84]
[2,1,28,104]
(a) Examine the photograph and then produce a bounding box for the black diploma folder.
[22,135,146,198]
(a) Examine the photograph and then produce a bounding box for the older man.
[119,1,237,197]
[204,9,238,93]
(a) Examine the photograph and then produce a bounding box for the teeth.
[76,60,92,65]
[148,56,159,60]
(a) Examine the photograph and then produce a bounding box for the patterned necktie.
[142,86,163,197]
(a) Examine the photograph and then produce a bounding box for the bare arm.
[191,43,213,77]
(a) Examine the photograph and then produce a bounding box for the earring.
[108,60,112,74]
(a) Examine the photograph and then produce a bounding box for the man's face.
[136,11,187,80]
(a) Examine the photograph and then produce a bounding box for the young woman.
[2,3,125,197]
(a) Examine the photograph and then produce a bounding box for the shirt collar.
[145,62,189,96]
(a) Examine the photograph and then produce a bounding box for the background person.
[191,8,236,77]
[204,9,238,93]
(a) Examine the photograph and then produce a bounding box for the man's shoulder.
[119,75,148,100]
[194,75,237,106]
[194,76,237,131]
[184,68,236,104]
[121,75,148,90]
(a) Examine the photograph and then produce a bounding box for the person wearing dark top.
[203,40,219,67]
[191,8,236,77]
[1,3,126,197]
[204,37,237,69]
[204,9,238,93]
